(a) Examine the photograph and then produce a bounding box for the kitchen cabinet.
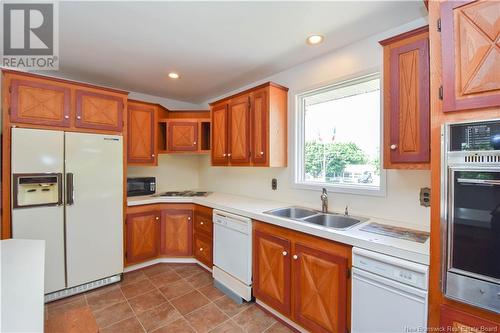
[126,211,160,264]
[210,82,288,167]
[193,205,213,267]
[127,100,157,165]
[253,230,291,316]
[253,221,350,333]
[293,244,347,333]
[75,89,124,132]
[167,121,198,152]
[211,103,229,165]
[161,209,193,256]
[9,79,71,127]
[380,26,430,169]
[440,1,500,112]
[439,305,499,332]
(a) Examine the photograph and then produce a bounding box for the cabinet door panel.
[161,209,193,256]
[75,90,123,131]
[390,37,430,163]
[10,79,70,127]
[440,305,499,332]
[253,230,291,316]
[128,104,156,164]
[194,212,212,236]
[194,233,212,267]
[293,243,347,333]
[126,211,160,264]
[168,121,198,151]
[228,96,251,165]
[441,0,500,111]
[211,104,228,165]
[251,89,268,165]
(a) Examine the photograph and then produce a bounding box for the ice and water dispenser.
[12,173,63,208]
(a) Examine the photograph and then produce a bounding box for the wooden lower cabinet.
[193,233,212,267]
[253,230,291,316]
[440,305,499,332]
[161,209,193,256]
[126,211,161,264]
[253,221,350,333]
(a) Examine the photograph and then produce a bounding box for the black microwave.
[127,177,156,197]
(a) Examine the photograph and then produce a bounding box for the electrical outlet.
[272,178,277,190]
[420,187,431,207]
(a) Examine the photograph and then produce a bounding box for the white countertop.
[0,239,45,333]
[128,192,430,265]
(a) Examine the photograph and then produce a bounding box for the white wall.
[197,18,431,227]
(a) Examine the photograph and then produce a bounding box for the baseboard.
[255,299,308,333]
[123,258,212,273]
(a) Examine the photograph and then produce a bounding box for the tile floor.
[45,263,294,333]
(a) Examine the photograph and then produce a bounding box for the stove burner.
[154,191,210,197]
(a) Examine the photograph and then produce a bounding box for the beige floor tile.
[137,302,181,332]
[170,290,210,315]
[233,306,276,332]
[93,301,135,328]
[185,303,229,333]
[128,290,166,314]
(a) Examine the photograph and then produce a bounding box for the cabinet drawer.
[194,213,212,236]
[194,233,212,267]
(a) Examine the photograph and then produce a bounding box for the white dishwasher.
[213,210,252,302]
[351,247,429,333]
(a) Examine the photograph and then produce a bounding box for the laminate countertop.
[128,192,430,265]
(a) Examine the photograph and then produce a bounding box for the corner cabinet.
[440,0,500,112]
[253,221,350,333]
[380,26,431,169]
[210,82,288,167]
[127,100,157,166]
[167,121,198,152]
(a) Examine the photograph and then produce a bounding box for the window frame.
[293,73,386,197]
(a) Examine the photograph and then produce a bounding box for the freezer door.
[11,128,66,294]
[65,132,123,287]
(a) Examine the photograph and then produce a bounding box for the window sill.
[292,181,386,197]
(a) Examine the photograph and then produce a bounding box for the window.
[295,74,384,195]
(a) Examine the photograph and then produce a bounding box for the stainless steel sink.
[264,206,368,230]
[264,207,317,219]
[302,213,367,230]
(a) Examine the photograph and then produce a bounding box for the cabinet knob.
[228,153,232,157]
[188,217,191,221]
[223,153,227,157]
[76,116,81,120]
[390,144,397,150]
[151,154,155,157]
[200,221,204,225]
[282,251,287,256]
[193,141,197,145]
[64,115,69,119]
[155,216,159,221]
[199,247,203,252]
[293,255,298,260]
[260,151,264,155]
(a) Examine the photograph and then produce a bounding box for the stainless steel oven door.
[446,167,500,313]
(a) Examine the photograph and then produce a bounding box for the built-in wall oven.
[441,119,500,313]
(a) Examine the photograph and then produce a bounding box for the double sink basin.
[264,206,368,230]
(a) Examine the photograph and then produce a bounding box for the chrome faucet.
[320,188,328,213]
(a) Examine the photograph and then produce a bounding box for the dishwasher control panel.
[353,247,428,290]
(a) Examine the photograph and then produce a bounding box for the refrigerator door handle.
[57,173,63,206]
[66,173,74,205]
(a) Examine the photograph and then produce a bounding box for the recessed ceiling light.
[306,35,324,45]
[168,72,180,79]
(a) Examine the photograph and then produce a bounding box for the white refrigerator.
[11,128,123,296]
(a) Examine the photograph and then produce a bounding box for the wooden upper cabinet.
[253,230,292,316]
[126,211,160,264]
[168,121,198,152]
[380,26,430,169]
[441,0,500,112]
[160,209,193,256]
[293,243,347,333]
[9,79,71,127]
[75,90,124,132]
[228,96,251,165]
[251,89,269,165]
[211,103,229,165]
[209,82,288,167]
[127,101,157,165]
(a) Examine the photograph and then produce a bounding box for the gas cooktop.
[153,191,211,197]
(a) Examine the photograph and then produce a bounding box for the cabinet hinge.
[8,107,11,115]
[347,268,351,279]
[437,18,441,32]
[124,251,128,259]
[8,86,12,93]
[439,86,444,100]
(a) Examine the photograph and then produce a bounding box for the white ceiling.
[39,1,427,104]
